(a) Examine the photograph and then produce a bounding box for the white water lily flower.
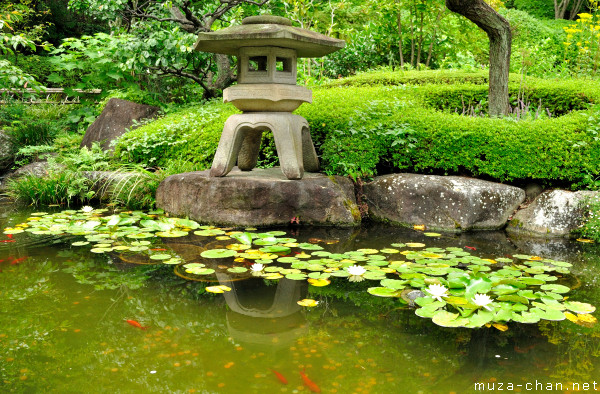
[250,263,264,272]
[425,284,449,302]
[472,293,494,311]
[347,265,366,276]
[81,206,94,213]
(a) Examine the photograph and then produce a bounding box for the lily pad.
[227,267,248,274]
[201,249,237,259]
[367,287,401,297]
[540,284,570,294]
[563,301,596,314]
[150,254,172,260]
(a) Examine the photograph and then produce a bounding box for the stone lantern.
[194,15,345,180]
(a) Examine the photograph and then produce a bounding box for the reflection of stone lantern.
[194,15,345,179]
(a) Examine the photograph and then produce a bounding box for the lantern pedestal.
[210,113,319,180]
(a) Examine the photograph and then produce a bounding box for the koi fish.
[10,257,27,265]
[270,369,288,384]
[300,370,321,393]
[465,246,477,251]
[150,248,167,251]
[290,217,300,224]
[0,234,15,243]
[126,319,148,330]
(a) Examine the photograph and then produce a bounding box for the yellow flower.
[578,12,593,20]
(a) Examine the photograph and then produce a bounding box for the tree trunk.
[397,1,405,68]
[568,0,584,20]
[554,0,570,20]
[446,0,512,117]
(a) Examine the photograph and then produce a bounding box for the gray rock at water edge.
[0,130,13,174]
[156,167,361,227]
[80,98,160,151]
[507,189,599,237]
[363,173,526,232]
[0,160,54,192]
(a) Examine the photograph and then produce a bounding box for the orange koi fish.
[10,257,27,265]
[150,248,167,251]
[465,246,477,251]
[300,370,321,393]
[126,319,148,330]
[270,369,288,385]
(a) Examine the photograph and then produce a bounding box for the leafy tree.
[0,1,51,90]
[65,0,270,98]
[446,0,511,117]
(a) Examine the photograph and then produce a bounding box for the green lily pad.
[163,258,182,265]
[259,246,291,254]
[156,230,189,238]
[563,301,596,314]
[540,284,570,294]
[531,307,565,321]
[127,233,154,239]
[432,311,467,327]
[285,273,308,280]
[90,247,112,253]
[466,310,494,327]
[367,287,401,297]
[201,249,237,259]
[129,246,149,252]
[72,241,90,246]
[297,243,324,250]
[512,312,541,324]
[194,229,225,236]
[186,267,215,275]
[150,254,172,260]
[380,279,407,290]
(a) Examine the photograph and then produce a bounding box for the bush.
[114,101,237,168]
[113,70,600,188]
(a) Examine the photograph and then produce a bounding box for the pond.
[2,203,600,393]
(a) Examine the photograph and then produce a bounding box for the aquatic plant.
[3,208,597,330]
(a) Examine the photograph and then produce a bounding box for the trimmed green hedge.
[114,70,600,188]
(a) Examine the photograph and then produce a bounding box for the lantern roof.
[194,15,345,58]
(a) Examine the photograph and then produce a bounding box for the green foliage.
[114,101,237,168]
[0,103,75,161]
[117,70,600,188]
[508,0,555,20]
[578,195,600,242]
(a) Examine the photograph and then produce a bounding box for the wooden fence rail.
[0,88,102,104]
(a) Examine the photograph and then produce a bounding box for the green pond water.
[2,204,600,393]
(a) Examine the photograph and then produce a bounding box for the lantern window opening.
[248,56,268,72]
[276,57,292,73]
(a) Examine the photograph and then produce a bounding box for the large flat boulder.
[81,98,160,151]
[507,190,598,237]
[363,173,525,231]
[156,167,361,227]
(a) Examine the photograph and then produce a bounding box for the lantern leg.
[210,115,247,177]
[301,123,319,172]
[237,129,263,171]
[271,115,305,180]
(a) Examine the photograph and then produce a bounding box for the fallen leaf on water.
[206,285,232,294]
[297,299,319,307]
[492,323,508,332]
[413,224,425,231]
[577,238,595,243]
[307,278,331,287]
